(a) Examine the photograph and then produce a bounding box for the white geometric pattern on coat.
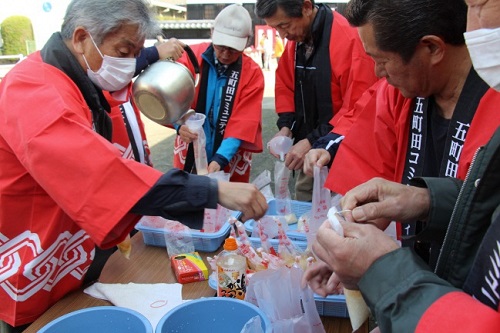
[0,230,91,301]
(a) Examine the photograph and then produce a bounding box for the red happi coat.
[173,43,264,183]
[326,79,500,194]
[275,10,378,127]
[0,52,163,326]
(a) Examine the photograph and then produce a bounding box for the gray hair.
[61,0,160,44]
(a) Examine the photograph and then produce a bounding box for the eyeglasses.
[213,44,241,55]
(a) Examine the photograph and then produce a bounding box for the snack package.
[171,252,209,284]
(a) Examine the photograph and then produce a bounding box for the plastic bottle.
[216,237,247,299]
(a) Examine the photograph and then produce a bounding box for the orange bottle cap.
[223,237,238,251]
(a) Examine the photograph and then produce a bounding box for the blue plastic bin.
[38,306,153,333]
[135,221,231,252]
[243,199,312,241]
[155,297,272,332]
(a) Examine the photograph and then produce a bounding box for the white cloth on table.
[84,282,185,329]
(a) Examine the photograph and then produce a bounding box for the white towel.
[84,282,185,329]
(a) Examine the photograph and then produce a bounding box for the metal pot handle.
[183,45,200,87]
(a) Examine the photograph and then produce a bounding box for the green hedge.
[1,15,35,57]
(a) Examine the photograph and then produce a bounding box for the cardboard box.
[171,252,209,284]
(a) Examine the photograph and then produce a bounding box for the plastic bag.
[327,207,370,331]
[306,166,331,246]
[203,171,231,232]
[136,216,195,257]
[240,316,264,333]
[245,266,325,333]
[274,161,294,220]
[193,126,208,175]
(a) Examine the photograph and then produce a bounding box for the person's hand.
[208,161,221,174]
[303,148,331,176]
[217,181,268,222]
[155,37,185,61]
[301,260,342,297]
[177,125,198,143]
[312,220,400,289]
[341,177,431,230]
[285,138,311,170]
[269,128,292,159]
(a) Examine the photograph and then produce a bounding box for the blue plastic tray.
[243,199,311,241]
[247,236,308,251]
[135,221,231,252]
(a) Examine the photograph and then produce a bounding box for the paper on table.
[84,282,185,329]
[327,207,371,331]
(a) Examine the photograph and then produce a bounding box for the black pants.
[0,321,29,333]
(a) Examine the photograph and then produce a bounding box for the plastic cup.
[184,112,206,130]
[268,136,293,161]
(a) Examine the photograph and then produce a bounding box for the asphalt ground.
[142,62,294,195]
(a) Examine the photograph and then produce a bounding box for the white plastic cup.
[184,112,206,130]
[268,136,293,161]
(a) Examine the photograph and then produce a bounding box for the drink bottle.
[216,237,247,299]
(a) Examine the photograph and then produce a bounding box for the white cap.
[212,4,252,52]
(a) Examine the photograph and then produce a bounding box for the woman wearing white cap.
[172,4,265,183]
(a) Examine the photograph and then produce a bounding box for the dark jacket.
[358,126,500,332]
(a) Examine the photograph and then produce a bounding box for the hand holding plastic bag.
[327,207,370,331]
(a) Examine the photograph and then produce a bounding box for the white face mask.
[82,33,136,91]
[464,27,500,92]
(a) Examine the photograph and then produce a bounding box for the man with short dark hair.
[255,0,378,201]
[304,0,500,260]
[303,0,500,331]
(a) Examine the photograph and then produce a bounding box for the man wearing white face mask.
[301,0,500,332]
[465,20,500,91]
[83,33,137,92]
[0,0,268,331]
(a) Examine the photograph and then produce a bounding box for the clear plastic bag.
[245,266,325,333]
[203,171,231,232]
[306,166,331,246]
[193,127,208,175]
[136,216,195,257]
[274,161,293,218]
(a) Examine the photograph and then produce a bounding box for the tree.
[1,15,35,57]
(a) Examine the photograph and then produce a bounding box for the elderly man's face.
[79,24,144,72]
[263,2,314,42]
[465,0,500,30]
[357,23,434,99]
[213,44,243,65]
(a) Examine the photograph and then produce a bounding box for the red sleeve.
[325,80,409,194]
[274,40,297,114]
[416,292,500,333]
[328,11,378,125]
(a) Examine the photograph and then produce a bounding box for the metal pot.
[132,45,200,126]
